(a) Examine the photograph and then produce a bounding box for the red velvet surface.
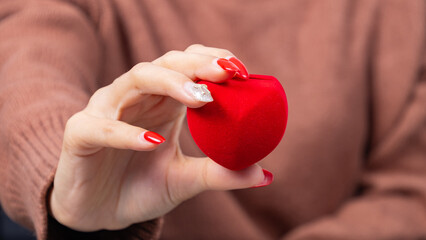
[187,75,288,170]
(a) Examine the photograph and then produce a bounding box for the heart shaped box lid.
[187,74,288,171]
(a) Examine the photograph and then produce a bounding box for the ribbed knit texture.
[0,0,425,240]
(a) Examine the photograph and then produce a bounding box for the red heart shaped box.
[187,74,288,170]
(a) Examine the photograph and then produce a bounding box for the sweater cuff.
[4,105,72,239]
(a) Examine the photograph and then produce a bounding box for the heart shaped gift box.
[187,74,288,171]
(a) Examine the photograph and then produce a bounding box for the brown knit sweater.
[0,0,425,239]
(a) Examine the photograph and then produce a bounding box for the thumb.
[169,156,273,204]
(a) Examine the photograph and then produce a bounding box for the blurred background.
[0,206,36,240]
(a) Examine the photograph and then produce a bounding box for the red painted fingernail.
[227,57,249,80]
[251,169,274,188]
[217,58,241,74]
[143,131,165,144]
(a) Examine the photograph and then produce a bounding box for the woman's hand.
[49,44,271,232]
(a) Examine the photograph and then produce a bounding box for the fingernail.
[226,57,249,80]
[142,131,165,144]
[184,81,213,102]
[251,169,274,188]
[216,58,241,75]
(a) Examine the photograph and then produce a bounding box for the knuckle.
[157,50,183,67]
[163,50,181,57]
[65,113,83,134]
[86,86,118,120]
[130,62,151,78]
[89,86,108,103]
[216,49,233,57]
[63,113,86,149]
[185,44,204,52]
[86,87,112,114]
[185,44,234,58]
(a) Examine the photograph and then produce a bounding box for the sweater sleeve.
[285,1,426,240]
[0,0,161,239]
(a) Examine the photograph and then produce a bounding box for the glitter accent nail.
[185,82,213,102]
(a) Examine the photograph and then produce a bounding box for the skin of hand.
[49,44,268,232]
